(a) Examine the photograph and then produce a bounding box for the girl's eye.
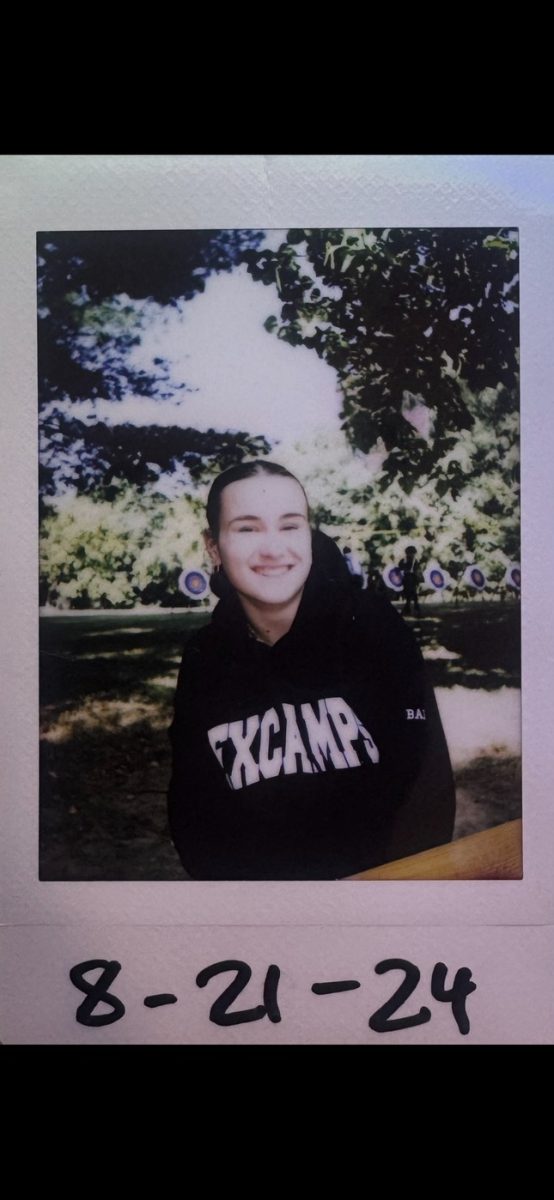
[237,525,257,532]
[282,523,300,531]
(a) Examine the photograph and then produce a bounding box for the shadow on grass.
[453,756,522,841]
[396,601,521,689]
[40,720,188,880]
[39,603,522,880]
[40,612,210,709]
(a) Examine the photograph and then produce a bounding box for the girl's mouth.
[251,565,294,576]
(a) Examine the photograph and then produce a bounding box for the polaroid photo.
[37,225,521,885]
[1,156,553,1044]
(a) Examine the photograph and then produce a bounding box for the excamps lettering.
[207,696,380,790]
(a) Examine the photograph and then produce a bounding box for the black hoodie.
[168,561,455,880]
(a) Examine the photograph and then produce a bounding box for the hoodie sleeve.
[383,670,456,862]
[380,602,455,861]
[167,635,218,876]
[360,595,456,861]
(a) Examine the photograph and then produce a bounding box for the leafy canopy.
[38,230,269,502]
[244,227,519,495]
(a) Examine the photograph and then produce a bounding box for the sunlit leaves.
[40,486,208,609]
[245,227,519,497]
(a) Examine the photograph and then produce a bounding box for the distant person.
[399,545,422,617]
[342,545,364,590]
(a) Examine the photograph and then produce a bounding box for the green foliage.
[40,485,210,609]
[38,230,266,499]
[244,228,519,496]
[40,416,271,502]
[38,228,520,607]
[276,408,519,587]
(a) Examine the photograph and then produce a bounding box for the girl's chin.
[240,577,307,607]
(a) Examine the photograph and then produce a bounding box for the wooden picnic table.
[348,818,522,880]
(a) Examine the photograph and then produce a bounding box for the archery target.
[505,563,521,590]
[178,568,209,599]
[383,565,404,592]
[463,565,487,590]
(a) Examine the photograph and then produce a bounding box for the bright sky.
[48,235,344,451]
[133,260,342,444]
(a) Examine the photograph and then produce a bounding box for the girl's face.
[207,475,312,609]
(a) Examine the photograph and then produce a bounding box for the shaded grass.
[39,602,521,880]
[40,721,185,880]
[405,601,520,689]
[453,755,522,841]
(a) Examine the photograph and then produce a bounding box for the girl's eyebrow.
[228,512,307,524]
[228,514,261,523]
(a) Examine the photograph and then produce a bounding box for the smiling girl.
[168,461,455,879]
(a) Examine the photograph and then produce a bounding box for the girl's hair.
[206,460,309,538]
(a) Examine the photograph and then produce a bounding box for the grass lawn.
[39,600,521,880]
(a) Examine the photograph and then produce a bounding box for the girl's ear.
[204,529,221,568]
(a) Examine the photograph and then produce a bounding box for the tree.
[276,389,519,589]
[38,230,267,503]
[40,485,211,609]
[40,417,271,501]
[244,228,519,496]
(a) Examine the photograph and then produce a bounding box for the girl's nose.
[258,531,286,558]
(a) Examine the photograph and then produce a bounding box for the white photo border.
[1,154,553,931]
